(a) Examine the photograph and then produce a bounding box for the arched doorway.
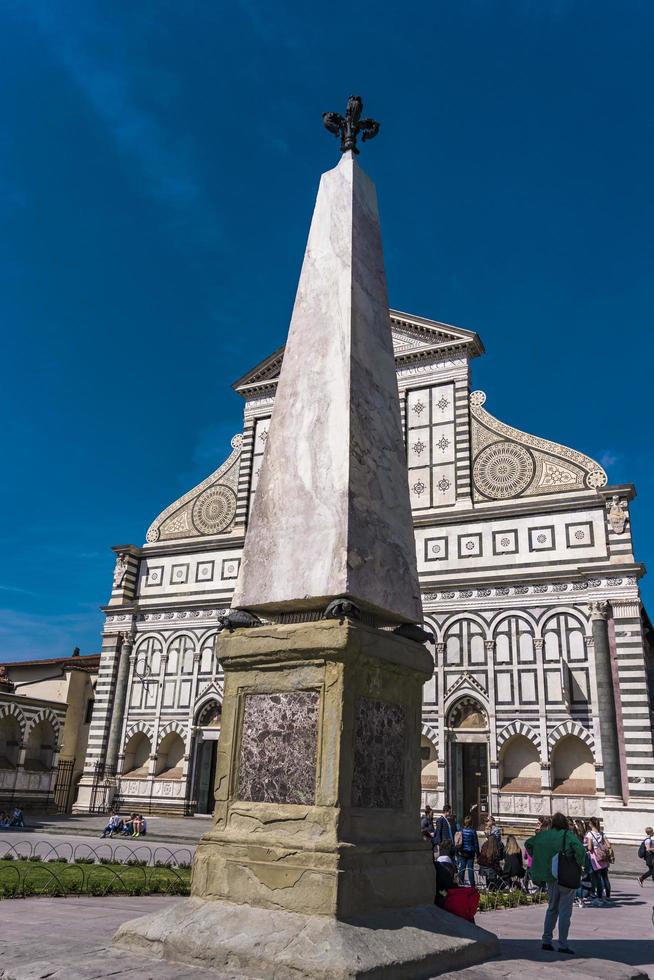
[192,700,221,815]
[446,696,489,829]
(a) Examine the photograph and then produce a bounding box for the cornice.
[232,308,484,399]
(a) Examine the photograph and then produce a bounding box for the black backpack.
[638,841,647,860]
[555,831,581,889]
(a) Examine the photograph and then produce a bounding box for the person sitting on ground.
[478,834,503,889]
[101,812,122,838]
[0,811,8,827]
[132,813,146,838]
[9,805,25,828]
[436,839,481,923]
[638,826,654,887]
[456,815,480,886]
[120,813,136,836]
[502,835,525,884]
[525,811,585,956]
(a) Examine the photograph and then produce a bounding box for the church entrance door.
[446,696,490,830]
[195,738,217,815]
[192,700,222,815]
[451,742,489,830]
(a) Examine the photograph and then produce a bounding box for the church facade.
[74,311,654,841]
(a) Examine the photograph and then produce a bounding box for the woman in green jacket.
[524,812,586,955]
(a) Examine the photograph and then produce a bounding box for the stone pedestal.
[115,620,498,975]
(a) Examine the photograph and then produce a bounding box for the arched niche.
[24,719,56,772]
[499,734,540,793]
[551,735,596,795]
[123,732,151,776]
[155,732,185,778]
[0,715,21,769]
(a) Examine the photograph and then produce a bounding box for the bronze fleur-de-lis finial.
[323,95,380,155]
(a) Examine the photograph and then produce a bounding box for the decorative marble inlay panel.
[192,484,237,534]
[237,691,319,805]
[473,442,535,499]
[352,697,406,809]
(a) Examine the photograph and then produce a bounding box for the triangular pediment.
[232,309,483,397]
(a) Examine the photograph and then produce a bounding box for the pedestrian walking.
[584,817,613,905]
[456,815,480,886]
[524,811,585,955]
[638,826,654,886]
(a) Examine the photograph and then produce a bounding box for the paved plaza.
[1,883,652,979]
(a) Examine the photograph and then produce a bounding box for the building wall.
[0,694,66,810]
[75,315,654,837]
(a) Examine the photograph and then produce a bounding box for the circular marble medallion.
[473,442,535,499]
[192,484,237,534]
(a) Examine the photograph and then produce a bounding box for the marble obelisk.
[115,99,498,978]
[232,150,421,624]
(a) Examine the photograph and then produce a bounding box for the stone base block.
[600,797,654,843]
[114,896,499,980]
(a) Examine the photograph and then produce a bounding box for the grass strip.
[0,858,191,898]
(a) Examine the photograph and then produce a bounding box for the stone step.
[439,957,649,980]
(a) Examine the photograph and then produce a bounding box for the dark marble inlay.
[352,696,406,808]
[237,690,319,804]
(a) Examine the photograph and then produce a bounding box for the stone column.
[105,633,134,772]
[590,601,622,800]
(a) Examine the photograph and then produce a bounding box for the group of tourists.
[0,805,25,827]
[420,803,624,951]
[100,811,147,838]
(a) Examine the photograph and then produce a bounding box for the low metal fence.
[0,837,193,899]
[0,837,193,867]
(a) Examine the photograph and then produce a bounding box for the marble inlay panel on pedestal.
[237,691,319,804]
[352,696,406,808]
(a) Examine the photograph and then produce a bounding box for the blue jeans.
[542,882,575,946]
[458,855,475,886]
[592,867,610,898]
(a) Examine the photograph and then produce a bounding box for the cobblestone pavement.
[0,884,652,979]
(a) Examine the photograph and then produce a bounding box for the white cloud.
[600,450,620,469]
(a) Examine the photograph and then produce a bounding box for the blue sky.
[1,1,652,660]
